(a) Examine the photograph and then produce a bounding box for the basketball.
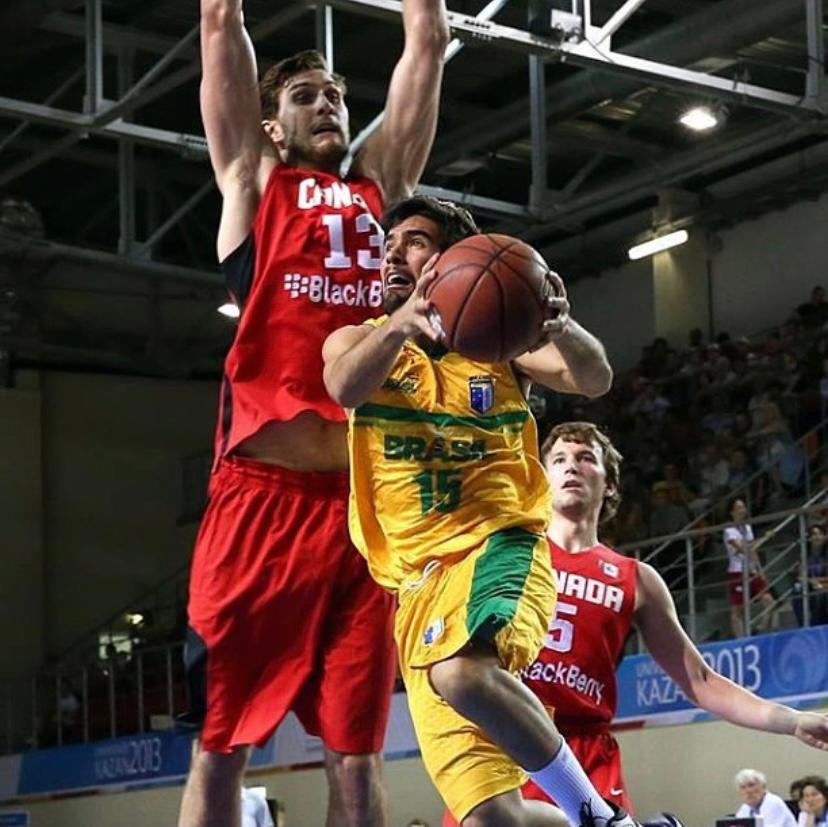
[425,233,554,362]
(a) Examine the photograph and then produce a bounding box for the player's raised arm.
[200,0,270,259]
[635,562,828,751]
[354,0,450,202]
[323,266,438,408]
[514,273,613,398]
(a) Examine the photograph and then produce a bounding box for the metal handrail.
[626,416,828,567]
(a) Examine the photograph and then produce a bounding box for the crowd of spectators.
[536,286,828,553]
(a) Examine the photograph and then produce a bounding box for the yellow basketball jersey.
[348,316,551,592]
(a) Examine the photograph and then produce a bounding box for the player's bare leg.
[430,645,563,771]
[430,641,627,827]
[462,789,569,827]
[178,741,251,827]
[324,748,387,827]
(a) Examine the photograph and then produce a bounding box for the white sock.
[529,740,615,826]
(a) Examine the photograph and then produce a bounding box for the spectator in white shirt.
[735,769,797,827]
[723,498,775,638]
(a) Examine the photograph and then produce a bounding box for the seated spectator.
[734,768,797,827]
[650,484,691,537]
[629,379,671,421]
[613,499,648,546]
[798,777,828,827]
[796,285,828,329]
[819,357,828,419]
[728,448,753,490]
[747,399,803,492]
[653,462,694,508]
[688,326,705,350]
[702,395,736,432]
[724,498,774,637]
[695,443,731,506]
[792,523,828,627]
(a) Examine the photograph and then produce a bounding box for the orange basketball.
[425,234,553,362]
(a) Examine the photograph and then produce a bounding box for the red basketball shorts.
[728,572,769,606]
[184,455,396,754]
[441,729,631,825]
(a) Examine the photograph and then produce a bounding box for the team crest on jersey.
[423,617,445,646]
[469,376,494,414]
[600,560,620,579]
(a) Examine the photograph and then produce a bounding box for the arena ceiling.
[0,0,826,376]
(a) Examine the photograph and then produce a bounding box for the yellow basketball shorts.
[395,526,557,822]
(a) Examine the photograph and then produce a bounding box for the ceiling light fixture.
[628,229,689,260]
[679,106,719,131]
[217,302,240,319]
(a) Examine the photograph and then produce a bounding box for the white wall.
[567,191,828,373]
[568,257,655,372]
[0,379,44,680]
[18,703,828,827]
[0,370,218,662]
[710,192,828,337]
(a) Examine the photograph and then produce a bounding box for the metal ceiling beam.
[806,0,825,100]
[427,0,809,169]
[531,119,823,241]
[0,97,209,159]
[0,67,83,156]
[0,236,222,288]
[417,185,530,219]
[328,0,816,113]
[0,0,82,46]
[594,0,648,46]
[346,0,511,163]
[41,12,194,57]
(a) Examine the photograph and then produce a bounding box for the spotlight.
[217,303,240,319]
[126,612,145,627]
[679,106,719,131]
[628,230,689,260]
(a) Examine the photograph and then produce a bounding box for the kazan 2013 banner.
[615,625,828,727]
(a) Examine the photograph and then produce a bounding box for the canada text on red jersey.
[215,166,386,458]
[521,541,637,732]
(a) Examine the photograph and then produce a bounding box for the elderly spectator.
[735,769,797,827]
[798,777,828,827]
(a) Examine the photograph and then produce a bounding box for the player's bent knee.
[190,744,250,784]
[326,751,383,785]
[430,657,490,710]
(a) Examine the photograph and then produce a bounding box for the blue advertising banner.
[6,694,418,800]
[5,629,827,801]
[616,625,828,726]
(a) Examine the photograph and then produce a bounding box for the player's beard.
[284,131,348,171]
[383,291,408,315]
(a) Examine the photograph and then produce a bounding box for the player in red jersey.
[181,3,449,827]
[444,421,828,825]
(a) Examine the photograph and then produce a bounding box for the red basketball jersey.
[215,165,385,458]
[522,540,638,732]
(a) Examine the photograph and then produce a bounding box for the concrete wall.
[0,370,218,665]
[567,257,655,373]
[711,192,828,337]
[0,376,44,681]
[17,703,827,827]
[566,191,828,373]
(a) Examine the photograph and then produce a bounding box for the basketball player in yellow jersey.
[323,197,636,827]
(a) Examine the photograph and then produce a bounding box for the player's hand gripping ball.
[425,233,566,362]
